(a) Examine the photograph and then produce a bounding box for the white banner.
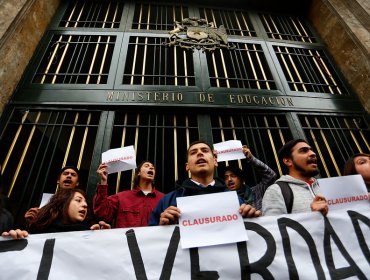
[1,205,369,280]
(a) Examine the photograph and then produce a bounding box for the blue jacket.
[148,178,243,226]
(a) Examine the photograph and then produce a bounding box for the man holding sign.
[149,140,260,226]
[262,139,328,216]
[24,166,80,226]
[222,145,276,210]
[93,159,164,228]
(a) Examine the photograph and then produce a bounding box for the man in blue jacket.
[148,140,261,226]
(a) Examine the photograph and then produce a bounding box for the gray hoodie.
[262,175,320,216]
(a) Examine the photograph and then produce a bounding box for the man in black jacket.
[224,146,276,210]
[149,140,261,226]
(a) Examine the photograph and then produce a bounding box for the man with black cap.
[56,166,80,189]
[24,166,80,225]
[224,146,276,210]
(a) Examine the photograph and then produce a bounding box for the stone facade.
[309,0,370,113]
[0,0,60,114]
[0,0,369,115]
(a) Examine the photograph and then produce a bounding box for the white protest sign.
[318,175,369,210]
[101,146,136,174]
[0,205,369,279]
[39,193,53,208]
[213,140,244,162]
[177,191,247,249]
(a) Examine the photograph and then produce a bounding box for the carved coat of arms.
[166,17,234,51]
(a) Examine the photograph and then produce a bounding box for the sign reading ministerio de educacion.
[105,90,295,107]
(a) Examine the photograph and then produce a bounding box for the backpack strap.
[276,181,294,214]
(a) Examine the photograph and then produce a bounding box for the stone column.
[309,0,370,113]
[0,0,60,115]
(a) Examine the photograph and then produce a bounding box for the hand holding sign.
[159,206,181,225]
[213,140,245,162]
[239,203,261,217]
[310,194,328,216]
[242,145,253,160]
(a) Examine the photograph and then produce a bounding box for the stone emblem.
[166,17,234,51]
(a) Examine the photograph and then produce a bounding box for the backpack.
[276,181,294,214]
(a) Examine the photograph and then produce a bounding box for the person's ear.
[283,158,292,167]
[185,162,189,172]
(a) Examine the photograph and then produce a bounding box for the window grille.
[33,34,116,84]
[122,36,195,86]
[211,113,292,178]
[273,46,348,94]
[132,3,189,30]
[59,0,124,28]
[199,7,257,37]
[0,108,101,220]
[299,114,370,177]
[259,13,317,43]
[207,43,276,89]
[107,111,199,194]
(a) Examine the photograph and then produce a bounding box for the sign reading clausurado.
[0,205,369,279]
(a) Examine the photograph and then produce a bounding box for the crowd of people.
[1,139,369,239]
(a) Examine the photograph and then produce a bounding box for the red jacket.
[93,184,164,228]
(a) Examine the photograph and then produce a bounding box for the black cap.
[58,166,80,180]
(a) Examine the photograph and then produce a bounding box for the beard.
[292,159,320,178]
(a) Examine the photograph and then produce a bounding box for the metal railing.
[299,114,370,177]
[33,34,116,84]
[59,0,124,28]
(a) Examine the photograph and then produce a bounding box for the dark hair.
[223,166,244,181]
[278,139,308,173]
[343,153,370,176]
[0,165,2,190]
[133,160,155,188]
[186,140,214,161]
[58,166,80,181]
[29,188,86,232]
[0,164,4,213]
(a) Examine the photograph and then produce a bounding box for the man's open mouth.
[196,159,206,164]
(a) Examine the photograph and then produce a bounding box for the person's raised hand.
[24,207,40,225]
[242,146,253,160]
[96,164,108,185]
